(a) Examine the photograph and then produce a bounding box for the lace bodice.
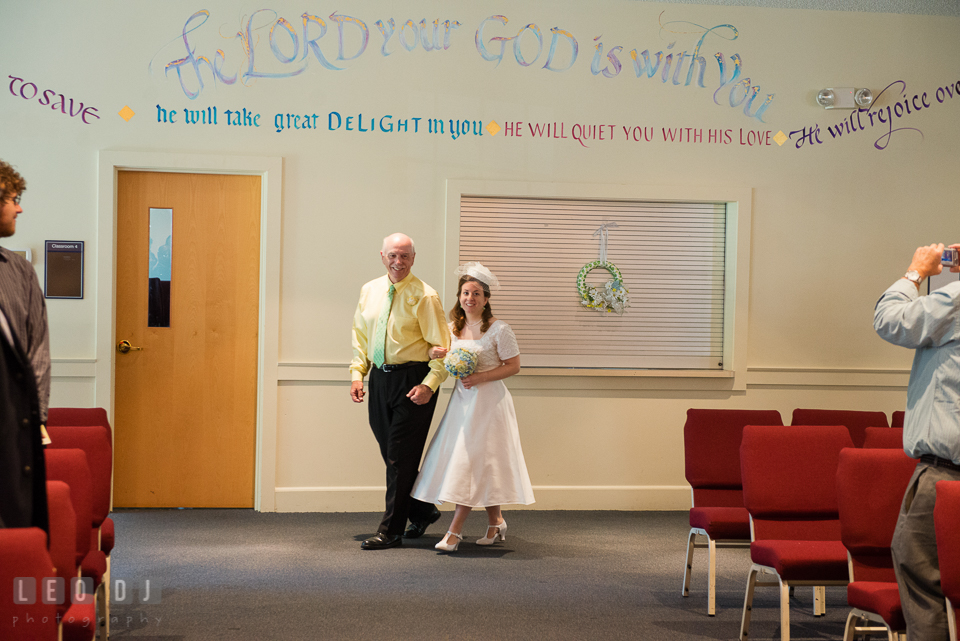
[451,320,520,374]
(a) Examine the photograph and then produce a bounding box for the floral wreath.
[577,260,629,315]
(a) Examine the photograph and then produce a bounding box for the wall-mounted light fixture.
[816,87,873,109]
[854,88,873,108]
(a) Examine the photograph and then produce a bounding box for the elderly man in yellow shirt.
[350,233,451,549]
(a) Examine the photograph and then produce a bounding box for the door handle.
[117,340,143,354]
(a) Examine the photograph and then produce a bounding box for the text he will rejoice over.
[154,104,779,148]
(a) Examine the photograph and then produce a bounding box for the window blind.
[459,196,726,369]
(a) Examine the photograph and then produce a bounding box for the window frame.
[444,180,752,391]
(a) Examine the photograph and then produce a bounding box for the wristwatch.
[904,270,923,285]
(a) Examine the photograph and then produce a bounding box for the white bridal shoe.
[435,531,463,552]
[476,520,507,545]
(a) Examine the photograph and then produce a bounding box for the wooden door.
[114,171,260,507]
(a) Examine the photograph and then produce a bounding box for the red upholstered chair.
[791,408,889,448]
[52,413,115,559]
[891,411,905,428]
[838,448,917,641]
[47,407,112,437]
[44,449,106,638]
[45,408,115,559]
[46,481,96,641]
[682,408,783,616]
[0,527,58,641]
[46,425,113,638]
[739,425,854,641]
[863,427,905,450]
[935,480,960,641]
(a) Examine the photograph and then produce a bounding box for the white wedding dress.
[412,320,535,508]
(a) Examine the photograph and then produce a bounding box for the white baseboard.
[272,485,691,512]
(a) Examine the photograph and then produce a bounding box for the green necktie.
[372,283,395,368]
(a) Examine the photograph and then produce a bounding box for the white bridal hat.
[455,261,500,291]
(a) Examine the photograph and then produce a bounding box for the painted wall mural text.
[158,10,775,122]
[152,102,779,149]
[789,79,960,151]
[7,75,100,124]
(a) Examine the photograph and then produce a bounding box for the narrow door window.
[148,208,172,327]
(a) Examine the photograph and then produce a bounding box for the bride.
[411,262,535,551]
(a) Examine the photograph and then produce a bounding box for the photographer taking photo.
[874,242,960,640]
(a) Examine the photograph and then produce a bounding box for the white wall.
[4,0,958,511]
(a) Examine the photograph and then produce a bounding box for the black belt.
[378,362,427,373]
[920,454,960,473]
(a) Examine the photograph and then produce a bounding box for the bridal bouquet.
[444,347,479,379]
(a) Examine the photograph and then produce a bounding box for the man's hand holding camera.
[904,243,960,289]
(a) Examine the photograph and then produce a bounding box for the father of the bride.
[350,233,450,549]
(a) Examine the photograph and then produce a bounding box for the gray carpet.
[106,509,851,640]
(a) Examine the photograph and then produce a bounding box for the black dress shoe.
[360,533,403,550]
[403,506,442,539]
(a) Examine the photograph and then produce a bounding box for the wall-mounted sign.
[45,240,84,299]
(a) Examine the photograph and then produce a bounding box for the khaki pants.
[892,461,960,641]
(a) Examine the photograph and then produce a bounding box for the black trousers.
[368,363,439,535]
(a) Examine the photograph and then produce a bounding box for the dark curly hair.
[450,276,493,337]
[0,160,25,204]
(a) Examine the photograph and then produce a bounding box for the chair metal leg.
[846,607,904,641]
[947,597,957,641]
[842,610,858,641]
[780,579,791,641]
[708,537,717,616]
[103,555,111,640]
[740,565,760,641]
[94,577,108,640]
[682,528,697,598]
[814,585,826,616]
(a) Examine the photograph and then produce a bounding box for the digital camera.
[943,247,960,267]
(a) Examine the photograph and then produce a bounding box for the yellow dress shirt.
[351,273,450,391]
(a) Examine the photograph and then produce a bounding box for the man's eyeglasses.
[6,194,20,205]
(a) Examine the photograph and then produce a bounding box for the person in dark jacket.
[0,303,47,532]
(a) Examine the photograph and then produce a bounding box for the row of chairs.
[682,408,900,618]
[682,407,959,641]
[0,408,115,641]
